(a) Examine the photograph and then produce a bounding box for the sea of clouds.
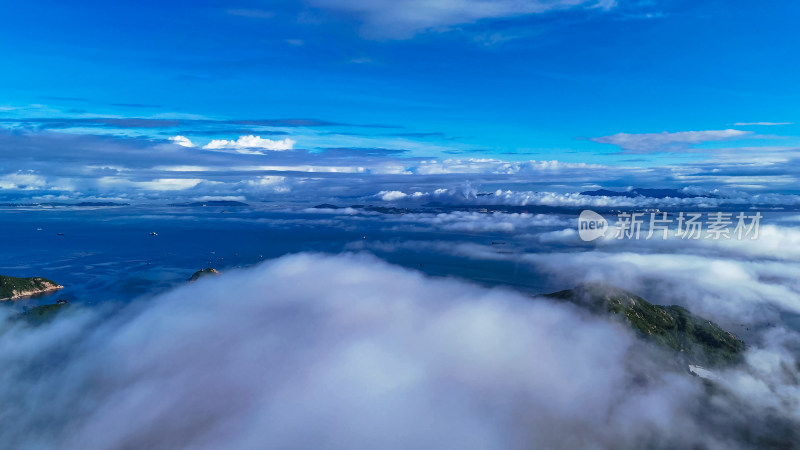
[1,252,798,449]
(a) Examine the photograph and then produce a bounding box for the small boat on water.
[149,232,158,236]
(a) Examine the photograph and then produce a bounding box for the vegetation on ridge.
[0,275,63,301]
[545,283,745,367]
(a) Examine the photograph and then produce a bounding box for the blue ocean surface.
[3,204,796,315]
[0,205,568,309]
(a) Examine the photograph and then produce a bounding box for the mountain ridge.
[545,283,745,367]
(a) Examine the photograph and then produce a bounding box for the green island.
[12,301,71,325]
[0,275,63,301]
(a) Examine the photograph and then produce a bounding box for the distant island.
[13,300,71,325]
[73,202,129,207]
[0,275,63,301]
[546,283,745,367]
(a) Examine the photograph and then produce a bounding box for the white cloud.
[137,178,205,191]
[411,158,601,175]
[2,253,797,448]
[592,129,752,153]
[365,187,800,208]
[203,135,296,153]
[0,171,48,190]
[193,195,248,202]
[5,127,800,204]
[245,176,291,193]
[378,190,408,201]
[169,135,195,147]
[0,253,730,448]
[171,134,297,153]
[718,328,800,422]
[246,175,287,186]
[390,218,800,326]
[98,177,204,191]
[390,211,570,233]
[513,246,800,324]
[307,0,616,38]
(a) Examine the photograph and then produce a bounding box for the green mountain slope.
[545,283,745,367]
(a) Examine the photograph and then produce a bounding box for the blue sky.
[1,0,799,200]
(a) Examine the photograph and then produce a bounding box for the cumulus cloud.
[591,129,752,153]
[307,0,617,38]
[0,171,49,190]
[169,135,194,147]
[202,135,296,153]
[378,190,411,201]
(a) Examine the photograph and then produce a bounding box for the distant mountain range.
[579,188,712,199]
[0,202,129,207]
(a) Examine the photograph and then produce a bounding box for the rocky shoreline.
[0,275,64,301]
